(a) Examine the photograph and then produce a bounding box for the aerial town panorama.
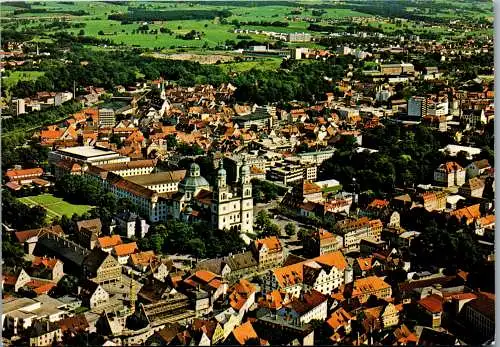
[0,0,495,346]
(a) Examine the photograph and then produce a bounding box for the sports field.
[18,193,94,220]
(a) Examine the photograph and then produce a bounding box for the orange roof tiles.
[232,321,259,345]
[113,242,138,257]
[327,307,352,330]
[356,257,373,272]
[130,251,156,266]
[478,214,495,227]
[353,276,391,295]
[32,257,59,269]
[98,235,123,249]
[418,294,443,313]
[438,161,464,173]
[229,279,257,311]
[273,251,347,288]
[254,236,282,253]
[33,283,56,295]
[194,270,217,284]
[5,167,43,179]
[40,129,64,139]
[3,274,18,286]
[258,290,289,310]
[15,225,64,243]
[314,251,348,270]
[368,199,389,209]
[449,204,481,223]
[316,229,334,240]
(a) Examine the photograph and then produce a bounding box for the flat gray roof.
[3,297,38,313]
[56,146,118,158]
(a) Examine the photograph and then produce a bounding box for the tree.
[298,228,312,241]
[187,238,206,259]
[255,210,271,231]
[166,134,177,149]
[285,223,297,237]
[78,29,85,36]
[98,30,104,35]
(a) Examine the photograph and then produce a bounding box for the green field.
[2,71,45,90]
[2,1,492,53]
[219,58,283,73]
[18,193,94,220]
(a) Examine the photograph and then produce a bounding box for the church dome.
[189,163,201,177]
[218,166,227,177]
[179,162,209,193]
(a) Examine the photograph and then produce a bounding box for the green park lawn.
[219,58,283,73]
[18,193,94,220]
[2,71,45,90]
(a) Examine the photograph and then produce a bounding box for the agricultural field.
[18,193,94,220]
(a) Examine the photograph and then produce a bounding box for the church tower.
[239,158,253,233]
[215,158,228,202]
[160,81,166,100]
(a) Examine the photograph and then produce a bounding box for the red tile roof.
[32,257,59,269]
[98,235,123,249]
[229,279,257,311]
[232,321,259,345]
[130,251,156,266]
[5,167,43,179]
[254,236,282,253]
[418,294,443,313]
[113,242,138,257]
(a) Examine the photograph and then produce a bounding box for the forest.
[108,9,233,22]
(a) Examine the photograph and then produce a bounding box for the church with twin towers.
[172,157,254,233]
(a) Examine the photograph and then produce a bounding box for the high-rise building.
[12,98,25,116]
[407,96,427,118]
[98,108,116,128]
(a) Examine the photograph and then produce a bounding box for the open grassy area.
[219,58,283,73]
[2,71,45,90]
[18,193,94,220]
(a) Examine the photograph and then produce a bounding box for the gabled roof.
[273,251,347,288]
[15,225,64,243]
[356,257,374,272]
[229,279,257,311]
[418,294,443,313]
[327,307,352,331]
[437,161,463,173]
[113,242,138,257]
[231,321,260,345]
[32,256,60,269]
[58,314,89,334]
[449,204,481,222]
[353,276,391,295]
[130,251,156,266]
[5,167,43,179]
[76,218,102,233]
[254,236,282,253]
[286,289,327,314]
[97,235,123,249]
[82,248,115,275]
[367,199,389,209]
